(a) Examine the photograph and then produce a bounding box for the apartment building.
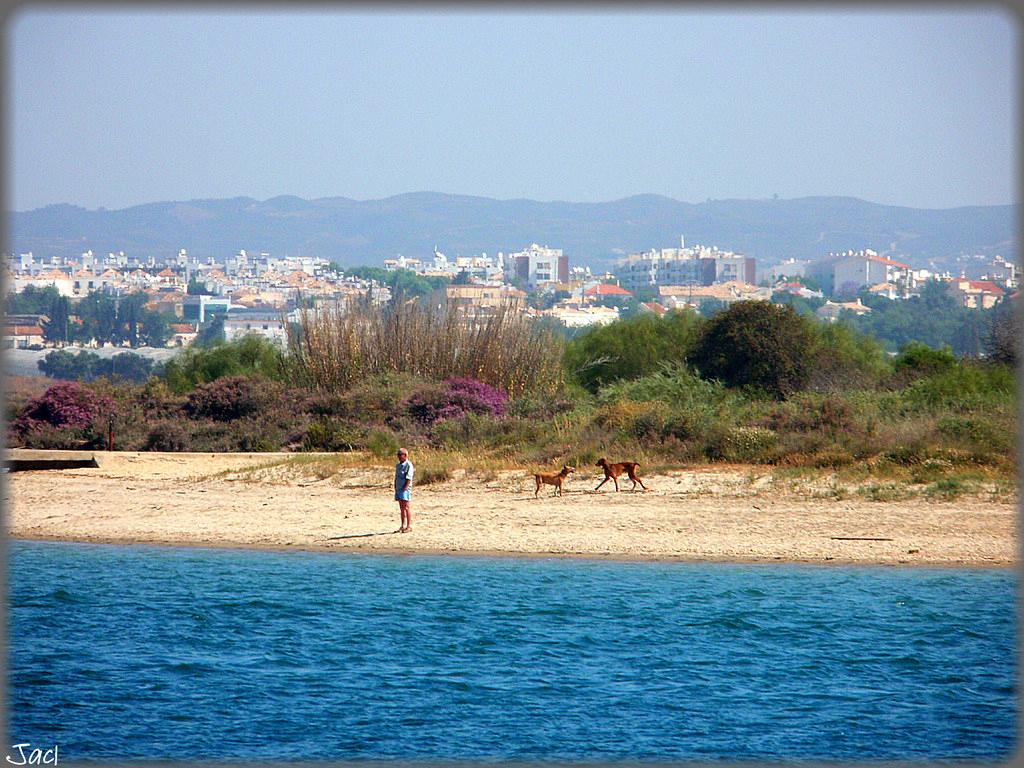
[807,249,911,298]
[947,279,1005,309]
[446,284,527,318]
[617,237,755,292]
[223,311,288,344]
[507,244,568,289]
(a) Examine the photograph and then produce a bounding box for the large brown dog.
[533,465,575,497]
[595,458,647,492]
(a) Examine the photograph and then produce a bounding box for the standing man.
[395,448,414,533]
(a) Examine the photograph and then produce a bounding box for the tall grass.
[287,297,564,396]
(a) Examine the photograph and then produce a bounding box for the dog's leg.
[630,466,646,490]
[613,475,619,492]
[534,477,541,498]
[595,477,609,492]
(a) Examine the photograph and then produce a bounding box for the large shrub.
[893,341,957,378]
[10,381,114,448]
[12,381,114,435]
[688,301,816,399]
[304,373,420,424]
[186,375,275,421]
[162,335,286,394]
[405,377,508,424]
[809,322,889,391]
[564,310,701,393]
[145,421,192,452]
[900,362,1015,412]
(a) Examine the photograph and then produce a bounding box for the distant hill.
[7,193,1016,270]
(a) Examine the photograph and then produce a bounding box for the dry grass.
[179,447,1017,503]
[288,296,564,397]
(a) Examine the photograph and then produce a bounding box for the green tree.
[6,284,57,314]
[161,334,285,393]
[37,349,155,383]
[531,289,571,311]
[985,297,1018,367]
[810,321,889,390]
[564,309,702,393]
[194,314,226,348]
[139,310,173,347]
[346,266,450,299]
[187,276,215,295]
[688,301,816,399]
[115,292,148,346]
[38,349,101,380]
[42,294,71,345]
[771,292,825,317]
[7,285,72,344]
[632,286,659,303]
[849,279,990,355]
[74,290,119,345]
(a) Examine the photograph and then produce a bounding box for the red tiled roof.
[966,280,1004,295]
[5,325,44,336]
[169,323,196,333]
[867,255,910,269]
[641,302,667,316]
[584,283,632,297]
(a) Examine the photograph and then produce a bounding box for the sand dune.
[4,451,1017,567]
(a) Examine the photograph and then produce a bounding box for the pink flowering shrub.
[12,381,114,434]
[10,381,114,448]
[405,377,508,424]
[186,375,270,421]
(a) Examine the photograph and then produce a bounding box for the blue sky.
[5,7,1017,211]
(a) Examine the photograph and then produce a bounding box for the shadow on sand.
[323,531,398,540]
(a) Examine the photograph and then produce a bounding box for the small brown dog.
[533,465,575,497]
[595,458,647,492]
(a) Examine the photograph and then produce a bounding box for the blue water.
[8,541,1018,762]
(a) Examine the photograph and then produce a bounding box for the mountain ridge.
[7,192,1016,269]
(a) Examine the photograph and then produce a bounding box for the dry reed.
[287,296,564,397]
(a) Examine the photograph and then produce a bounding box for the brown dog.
[533,465,575,497]
[595,458,647,492]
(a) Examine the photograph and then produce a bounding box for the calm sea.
[8,540,1018,762]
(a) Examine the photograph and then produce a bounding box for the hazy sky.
[5,8,1017,211]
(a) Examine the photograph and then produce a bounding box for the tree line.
[7,285,174,347]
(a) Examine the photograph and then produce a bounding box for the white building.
[767,258,811,283]
[223,313,288,344]
[507,244,567,289]
[544,303,620,328]
[10,269,75,297]
[617,236,756,291]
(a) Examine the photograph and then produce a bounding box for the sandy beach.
[4,450,1017,567]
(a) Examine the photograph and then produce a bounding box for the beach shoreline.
[5,451,1018,568]
[9,534,1018,569]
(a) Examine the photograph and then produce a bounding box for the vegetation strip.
[6,294,1015,501]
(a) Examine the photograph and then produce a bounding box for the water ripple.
[8,541,1017,763]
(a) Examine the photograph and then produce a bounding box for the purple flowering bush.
[11,381,115,448]
[186,375,272,421]
[405,377,508,424]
